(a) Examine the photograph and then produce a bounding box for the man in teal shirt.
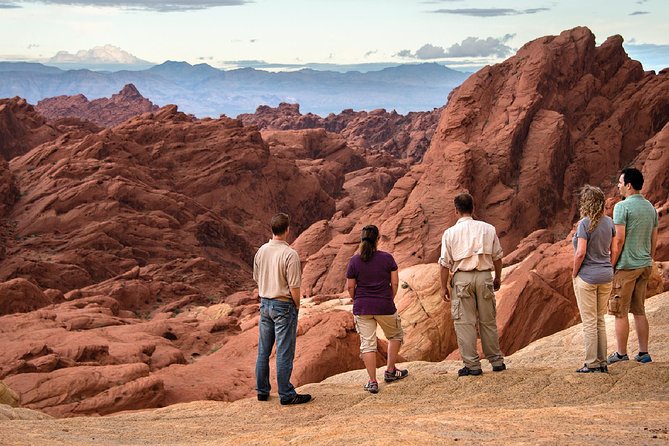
[608,168,659,364]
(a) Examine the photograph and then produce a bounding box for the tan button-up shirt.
[253,239,301,299]
[439,217,503,273]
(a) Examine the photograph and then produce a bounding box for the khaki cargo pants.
[451,270,504,370]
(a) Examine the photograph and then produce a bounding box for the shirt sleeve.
[491,232,504,261]
[252,250,260,284]
[438,230,452,268]
[286,250,301,288]
[612,203,626,226]
[388,254,398,272]
[576,219,588,239]
[346,257,357,279]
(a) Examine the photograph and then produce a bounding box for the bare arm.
[493,258,503,291]
[390,270,399,298]
[440,265,451,302]
[346,278,356,300]
[651,227,658,259]
[290,287,301,309]
[611,224,626,268]
[573,237,587,278]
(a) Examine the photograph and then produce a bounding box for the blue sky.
[0,0,667,71]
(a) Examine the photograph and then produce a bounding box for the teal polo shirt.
[613,194,658,269]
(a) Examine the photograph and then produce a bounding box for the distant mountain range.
[0,61,470,117]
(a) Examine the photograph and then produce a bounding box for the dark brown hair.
[359,225,379,262]
[622,167,644,191]
[454,193,474,214]
[270,213,290,235]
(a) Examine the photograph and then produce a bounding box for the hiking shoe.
[280,393,312,405]
[607,352,629,364]
[384,368,409,383]
[576,364,604,373]
[363,380,379,394]
[634,353,652,363]
[257,394,269,401]
[599,364,609,373]
[492,363,506,372]
[458,366,483,377]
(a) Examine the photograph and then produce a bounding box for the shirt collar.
[269,239,289,246]
[456,216,473,224]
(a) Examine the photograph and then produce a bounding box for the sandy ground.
[2,293,668,446]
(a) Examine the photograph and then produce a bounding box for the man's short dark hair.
[271,213,290,235]
[622,167,644,191]
[454,193,474,214]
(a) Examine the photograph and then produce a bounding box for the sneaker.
[363,380,379,394]
[384,368,409,383]
[634,353,652,363]
[280,393,312,405]
[607,352,629,364]
[492,363,506,372]
[257,394,269,401]
[458,366,483,376]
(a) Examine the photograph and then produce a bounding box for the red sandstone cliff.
[35,84,159,128]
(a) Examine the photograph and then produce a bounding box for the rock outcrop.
[36,84,160,128]
[0,98,61,160]
[240,103,441,162]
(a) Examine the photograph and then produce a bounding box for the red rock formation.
[0,98,61,160]
[0,278,52,315]
[0,290,384,416]
[35,84,160,128]
[240,103,441,162]
[2,104,334,303]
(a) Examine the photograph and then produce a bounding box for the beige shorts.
[354,313,404,354]
[608,266,653,317]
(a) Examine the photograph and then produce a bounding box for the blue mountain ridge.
[0,61,470,117]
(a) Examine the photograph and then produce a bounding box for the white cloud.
[397,34,515,60]
[48,44,150,64]
[5,0,250,12]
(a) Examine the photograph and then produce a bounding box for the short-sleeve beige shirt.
[253,239,301,299]
[439,217,503,273]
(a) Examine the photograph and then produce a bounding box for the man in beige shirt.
[439,193,506,376]
[254,213,311,405]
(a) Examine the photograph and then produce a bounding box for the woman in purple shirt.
[572,185,615,373]
[346,225,408,393]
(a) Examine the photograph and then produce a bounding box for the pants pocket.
[451,298,461,320]
[454,282,471,299]
[607,294,621,314]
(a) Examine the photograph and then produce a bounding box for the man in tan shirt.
[254,213,311,405]
[439,193,506,376]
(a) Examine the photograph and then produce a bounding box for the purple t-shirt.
[346,250,398,315]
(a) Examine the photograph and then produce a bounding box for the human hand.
[493,277,501,291]
[442,287,451,302]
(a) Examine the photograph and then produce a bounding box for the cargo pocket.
[483,278,496,316]
[451,298,461,320]
[608,278,622,315]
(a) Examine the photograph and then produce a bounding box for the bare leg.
[633,314,649,353]
[614,315,630,355]
[362,352,377,381]
[387,339,402,371]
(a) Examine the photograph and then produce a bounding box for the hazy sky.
[1,0,667,71]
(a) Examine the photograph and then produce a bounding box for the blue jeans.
[256,298,298,401]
